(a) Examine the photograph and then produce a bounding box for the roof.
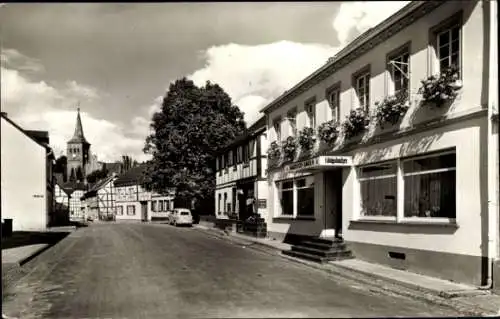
[1,112,54,155]
[102,162,122,175]
[68,108,90,145]
[113,164,148,187]
[25,130,49,145]
[55,180,72,196]
[259,1,439,114]
[217,116,266,154]
[83,175,116,198]
[61,181,88,192]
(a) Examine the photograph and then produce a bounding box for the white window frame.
[357,162,398,221]
[296,178,315,217]
[355,72,370,111]
[126,205,135,216]
[116,206,123,216]
[305,102,316,128]
[436,24,461,74]
[401,150,457,224]
[354,150,457,224]
[327,88,340,122]
[273,117,282,142]
[388,49,410,96]
[287,108,297,137]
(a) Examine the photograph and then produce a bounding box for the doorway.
[323,169,343,238]
[140,201,148,222]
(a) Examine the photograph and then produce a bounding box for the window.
[327,87,340,121]
[436,24,460,73]
[280,181,294,216]
[403,152,456,219]
[305,101,316,128]
[216,157,220,171]
[237,146,242,164]
[116,206,123,215]
[152,201,157,212]
[226,203,232,214]
[164,200,169,211]
[223,193,227,213]
[127,205,135,216]
[358,162,398,217]
[158,200,163,212]
[273,118,281,141]
[249,139,256,159]
[243,143,250,163]
[287,108,297,136]
[354,71,370,111]
[218,194,222,213]
[228,150,234,166]
[388,48,410,95]
[296,179,314,216]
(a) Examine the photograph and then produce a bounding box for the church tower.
[67,108,91,184]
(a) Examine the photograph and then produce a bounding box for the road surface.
[2,223,462,318]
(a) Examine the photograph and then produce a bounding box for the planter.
[318,120,340,145]
[282,136,297,162]
[297,127,316,152]
[418,65,461,108]
[342,108,370,140]
[375,91,410,129]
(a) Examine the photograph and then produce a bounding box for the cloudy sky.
[0,2,409,162]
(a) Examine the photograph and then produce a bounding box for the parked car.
[169,208,193,227]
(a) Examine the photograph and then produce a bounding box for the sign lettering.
[324,157,348,164]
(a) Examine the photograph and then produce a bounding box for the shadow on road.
[1,231,70,250]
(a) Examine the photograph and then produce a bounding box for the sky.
[0,1,409,163]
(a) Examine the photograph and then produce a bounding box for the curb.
[193,226,496,316]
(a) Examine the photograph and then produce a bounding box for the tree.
[86,166,109,184]
[54,156,68,182]
[70,168,76,182]
[120,155,137,173]
[143,78,246,209]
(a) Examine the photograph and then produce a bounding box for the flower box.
[418,65,461,108]
[297,127,316,151]
[281,136,297,162]
[318,120,340,145]
[342,108,370,140]
[375,90,410,129]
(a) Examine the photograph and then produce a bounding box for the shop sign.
[284,156,352,172]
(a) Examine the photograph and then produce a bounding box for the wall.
[150,195,174,219]
[115,202,143,221]
[266,1,484,146]
[1,118,47,231]
[256,180,268,220]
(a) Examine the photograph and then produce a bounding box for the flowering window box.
[342,108,370,140]
[418,65,462,108]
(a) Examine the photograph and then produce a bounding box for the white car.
[169,208,193,227]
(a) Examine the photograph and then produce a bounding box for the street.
[2,223,463,318]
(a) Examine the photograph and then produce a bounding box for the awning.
[283,155,352,173]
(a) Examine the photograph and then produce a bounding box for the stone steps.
[282,236,354,263]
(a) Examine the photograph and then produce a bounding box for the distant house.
[81,174,117,221]
[53,181,71,226]
[63,182,87,222]
[114,164,175,222]
[1,112,55,231]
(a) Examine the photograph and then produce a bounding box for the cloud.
[332,1,411,45]
[1,48,45,73]
[187,2,410,127]
[1,48,151,163]
[189,41,337,126]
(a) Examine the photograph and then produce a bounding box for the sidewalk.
[193,224,500,316]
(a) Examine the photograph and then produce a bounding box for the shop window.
[116,206,123,215]
[126,205,135,216]
[358,162,397,217]
[403,152,456,219]
[164,200,169,211]
[158,200,163,212]
[152,201,157,212]
[297,178,314,216]
[280,181,294,216]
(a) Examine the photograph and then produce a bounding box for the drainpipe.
[479,0,498,290]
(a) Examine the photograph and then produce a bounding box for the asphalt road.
[2,223,462,318]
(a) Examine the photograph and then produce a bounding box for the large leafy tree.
[143,78,245,211]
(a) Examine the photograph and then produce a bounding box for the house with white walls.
[52,181,71,226]
[114,164,175,222]
[215,116,268,220]
[1,112,55,231]
[260,0,498,287]
[82,174,117,221]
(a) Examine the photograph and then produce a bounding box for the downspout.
[479,0,498,290]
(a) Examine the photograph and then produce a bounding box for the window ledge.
[350,219,458,228]
[273,216,316,222]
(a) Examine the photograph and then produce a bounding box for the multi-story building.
[81,174,117,221]
[215,116,268,220]
[260,0,498,287]
[114,164,175,222]
[1,112,55,231]
[68,184,86,222]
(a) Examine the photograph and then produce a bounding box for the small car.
[169,208,193,227]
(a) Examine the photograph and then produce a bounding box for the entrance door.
[140,202,148,222]
[323,169,343,238]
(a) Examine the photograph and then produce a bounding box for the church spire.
[69,104,89,144]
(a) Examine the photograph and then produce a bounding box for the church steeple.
[69,107,89,145]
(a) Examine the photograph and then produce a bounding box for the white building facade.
[1,113,55,231]
[261,0,498,287]
[215,117,268,220]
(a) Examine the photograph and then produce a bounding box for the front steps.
[282,237,354,263]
